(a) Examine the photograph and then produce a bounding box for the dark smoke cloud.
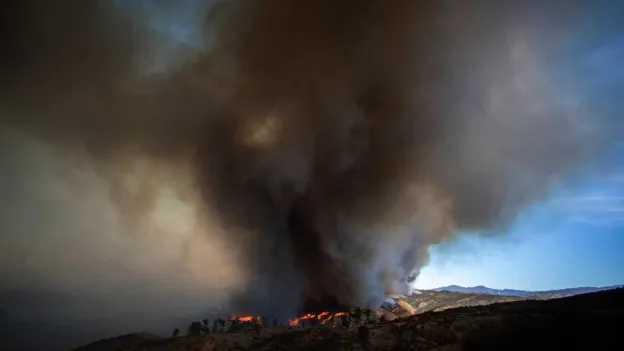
[0,0,621,330]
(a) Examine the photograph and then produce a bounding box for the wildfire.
[288,312,347,326]
[229,315,262,324]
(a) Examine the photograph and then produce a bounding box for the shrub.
[187,322,202,336]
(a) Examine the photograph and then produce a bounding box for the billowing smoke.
[0,0,620,329]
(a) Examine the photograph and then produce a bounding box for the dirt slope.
[401,290,525,314]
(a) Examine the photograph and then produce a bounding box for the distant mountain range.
[432,284,623,298]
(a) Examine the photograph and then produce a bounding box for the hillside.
[400,290,525,314]
[75,288,624,351]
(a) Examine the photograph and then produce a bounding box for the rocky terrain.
[75,287,624,351]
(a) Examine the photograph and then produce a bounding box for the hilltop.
[398,289,524,316]
[75,287,624,351]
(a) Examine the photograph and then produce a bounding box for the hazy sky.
[416,22,624,290]
[3,0,623,304]
[136,0,624,292]
[138,0,623,292]
[416,165,624,290]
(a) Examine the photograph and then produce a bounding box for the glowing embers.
[288,312,348,326]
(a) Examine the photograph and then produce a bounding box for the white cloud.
[548,192,624,228]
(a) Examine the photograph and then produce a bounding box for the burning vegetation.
[287,312,348,326]
[182,304,401,337]
[231,316,261,324]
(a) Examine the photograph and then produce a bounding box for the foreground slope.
[76,288,624,351]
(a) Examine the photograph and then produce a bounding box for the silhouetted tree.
[352,307,363,325]
[172,328,179,338]
[229,317,241,333]
[273,319,278,327]
[380,314,387,323]
[201,319,210,336]
[218,318,225,332]
[187,321,202,336]
[212,319,218,333]
[364,309,372,324]
[254,321,262,335]
[341,314,350,327]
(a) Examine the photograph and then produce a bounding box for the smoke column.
[0,0,621,325]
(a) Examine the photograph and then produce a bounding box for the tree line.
[173,307,379,338]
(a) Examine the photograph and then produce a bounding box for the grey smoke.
[0,0,621,334]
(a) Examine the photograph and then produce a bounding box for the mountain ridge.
[432,284,624,298]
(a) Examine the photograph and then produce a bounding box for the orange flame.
[229,315,262,324]
[288,312,348,326]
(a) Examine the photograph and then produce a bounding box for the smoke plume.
[0,0,620,326]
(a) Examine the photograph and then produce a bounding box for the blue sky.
[415,147,624,290]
